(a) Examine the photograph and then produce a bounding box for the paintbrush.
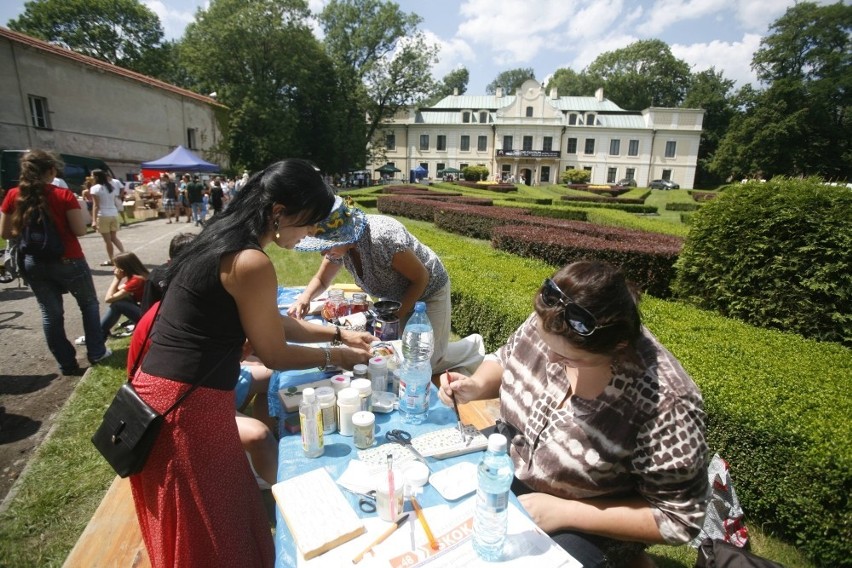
[446,372,467,443]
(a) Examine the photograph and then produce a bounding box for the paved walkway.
[0,217,201,504]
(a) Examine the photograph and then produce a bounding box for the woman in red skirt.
[130,159,373,567]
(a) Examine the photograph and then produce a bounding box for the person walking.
[90,169,124,265]
[159,173,178,224]
[186,174,205,226]
[0,149,111,375]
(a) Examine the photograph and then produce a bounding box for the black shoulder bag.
[92,302,235,478]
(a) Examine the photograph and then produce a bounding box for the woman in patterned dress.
[438,260,710,568]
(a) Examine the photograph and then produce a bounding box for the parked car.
[614,178,637,187]
[649,179,680,190]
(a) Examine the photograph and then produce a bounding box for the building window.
[523,136,533,151]
[437,163,445,173]
[584,138,595,155]
[385,133,396,150]
[477,135,487,151]
[662,169,672,181]
[437,135,447,151]
[525,106,533,117]
[586,113,596,126]
[609,139,620,156]
[567,138,578,154]
[628,139,639,156]
[186,128,197,149]
[503,136,513,151]
[28,95,50,129]
[607,167,617,183]
[501,165,511,178]
[665,140,677,158]
[583,166,593,173]
[542,137,553,151]
[460,163,469,171]
[463,112,470,123]
[541,166,551,183]
[625,167,636,180]
[568,114,577,125]
[420,134,429,151]
[460,135,470,151]
[479,111,488,123]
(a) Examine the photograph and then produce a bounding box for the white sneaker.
[74,336,86,345]
[89,347,113,365]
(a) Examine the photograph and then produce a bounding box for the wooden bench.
[63,400,500,567]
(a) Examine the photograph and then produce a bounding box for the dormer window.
[586,113,596,126]
[525,106,533,117]
[479,111,487,123]
[569,113,577,125]
[463,111,471,123]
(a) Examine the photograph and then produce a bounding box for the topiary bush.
[672,177,852,346]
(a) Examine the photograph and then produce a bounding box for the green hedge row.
[558,199,658,214]
[401,219,851,567]
[665,202,701,211]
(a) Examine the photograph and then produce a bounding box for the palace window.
[479,111,488,123]
[665,141,677,158]
[503,136,513,151]
[462,112,471,123]
[584,138,595,155]
[625,168,636,180]
[568,114,577,125]
[523,136,533,151]
[437,135,447,151]
[385,133,396,150]
[609,139,620,156]
[28,95,50,129]
[420,134,429,151]
[628,139,639,156]
[567,137,578,154]
[543,137,553,151]
[460,135,470,151]
[586,113,596,126]
[526,106,533,117]
[607,167,617,183]
[477,135,487,151]
[541,166,551,183]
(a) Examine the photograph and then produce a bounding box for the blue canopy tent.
[410,165,428,182]
[140,145,220,173]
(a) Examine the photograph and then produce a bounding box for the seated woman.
[438,260,709,568]
[288,197,483,374]
[100,251,148,338]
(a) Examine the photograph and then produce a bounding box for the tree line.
[8,0,850,185]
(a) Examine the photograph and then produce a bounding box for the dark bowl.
[372,300,401,318]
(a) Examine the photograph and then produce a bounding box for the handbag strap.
[128,297,239,419]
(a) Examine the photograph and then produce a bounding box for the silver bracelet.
[320,346,331,369]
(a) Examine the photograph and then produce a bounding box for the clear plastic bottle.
[473,434,515,560]
[398,301,434,424]
[299,388,324,458]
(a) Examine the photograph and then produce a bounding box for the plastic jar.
[315,386,337,435]
[336,387,360,436]
[352,364,368,381]
[330,374,351,393]
[368,356,388,393]
[352,411,375,449]
[351,378,372,411]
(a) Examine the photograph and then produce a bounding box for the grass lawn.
[0,196,816,568]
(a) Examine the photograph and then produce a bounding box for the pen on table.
[351,512,409,564]
[446,372,465,441]
[387,452,396,520]
[409,495,439,550]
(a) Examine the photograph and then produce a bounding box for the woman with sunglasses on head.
[128,159,373,568]
[438,260,709,568]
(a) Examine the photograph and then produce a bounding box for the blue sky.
[1,0,830,92]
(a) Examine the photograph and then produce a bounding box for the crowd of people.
[0,150,710,568]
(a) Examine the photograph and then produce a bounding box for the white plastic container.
[351,378,372,412]
[368,356,388,393]
[330,374,351,393]
[352,410,375,449]
[336,387,360,436]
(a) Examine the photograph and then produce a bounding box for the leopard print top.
[492,314,710,544]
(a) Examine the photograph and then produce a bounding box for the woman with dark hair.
[129,159,373,568]
[98,251,148,338]
[0,149,111,374]
[438,260,709,568]
[90,168,124,265]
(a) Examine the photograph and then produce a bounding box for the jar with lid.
[351,378,372,412]
[368,356,388,393]
[352,411,375,449]
[352,363,368,381]
[336,387,360,436]
[350,292,369,315]
[330,374,351,393]
[322,288,350,321]
[315,386,337,435]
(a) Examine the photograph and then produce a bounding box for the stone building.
[371,79,703,188]
[0,26,226,182]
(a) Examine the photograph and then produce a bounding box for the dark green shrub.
[462,165,489,181]
[561,168,591,184]
[665,202,700,211]
[673,177,852,346]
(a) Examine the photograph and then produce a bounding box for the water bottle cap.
[414,301,426,312]
[487,433,508,453]
[302,387,316,403]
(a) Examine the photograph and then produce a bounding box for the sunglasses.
[540,278,611,336]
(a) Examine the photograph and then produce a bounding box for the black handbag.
[695,538,786,568]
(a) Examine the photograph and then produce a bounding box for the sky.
[0,0,832,93]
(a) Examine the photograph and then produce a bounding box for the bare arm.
[222,249,370,370]
[287,257,343,318]
[66,208,87,236]
[104,276,129,303]
[389,249,430,320]
[437,358,503,406]
[281,316,376,351]
[0,212,11,240]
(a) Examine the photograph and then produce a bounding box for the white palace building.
[370,79,704,189]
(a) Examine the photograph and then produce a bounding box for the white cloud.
[143,1,203,40]
[423,30,477,80]
[671,33,763,87]
[643,0,731,36]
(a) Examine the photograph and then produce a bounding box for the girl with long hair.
[90,168,124,265]
[129,159,374,567]
[98,251,148,338]
[0,149,111,374]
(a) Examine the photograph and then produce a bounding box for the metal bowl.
[372,300,401,318]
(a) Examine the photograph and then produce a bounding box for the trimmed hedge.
[560,195,647,204]
[673,177,852,346]
[665,202,701,212]
[400,219,850,567]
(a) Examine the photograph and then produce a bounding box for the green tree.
[683,68,736,186]
[180,0,342,172]
[713,2,851,179]
[485,67,535,95]
[8,0,169,77]
[434,67,469,98]
[544,67,594,96]
[584,39,690,110]
[319,0,438,171]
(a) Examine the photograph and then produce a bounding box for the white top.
[90,183,119,216]
[52,178,68,188]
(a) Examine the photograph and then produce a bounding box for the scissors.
[385,429,430,467]
[341,487,377,513]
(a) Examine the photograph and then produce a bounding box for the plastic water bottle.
[398,301,433,424]
[299,388,324,458]
[473,433,515,560]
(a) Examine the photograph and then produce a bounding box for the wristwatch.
[332,326,342,346]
